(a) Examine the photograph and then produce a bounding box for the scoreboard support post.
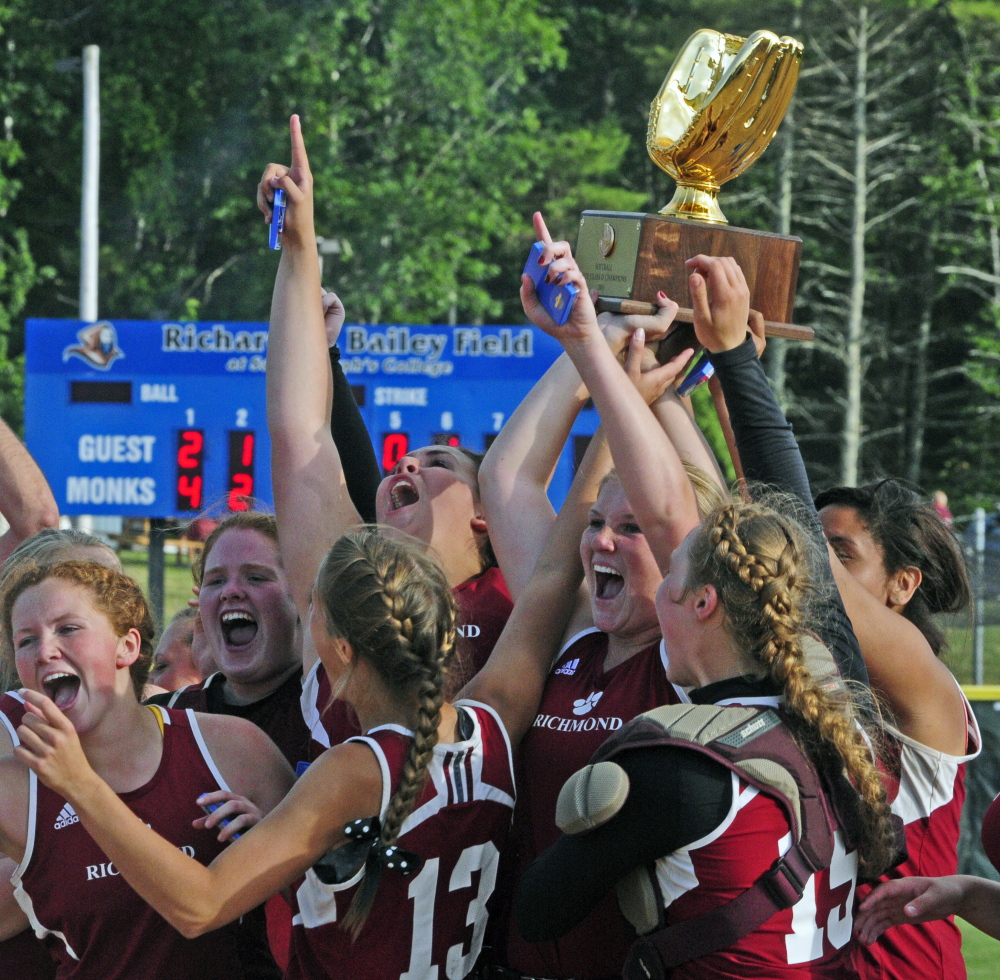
[148,518,168,628]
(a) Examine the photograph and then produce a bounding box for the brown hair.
[0,530,122,692]
[599,460,727,521]
[1,561,155,700]
[194,511,280,587]
[315,526,456,937]
[814,480,971,657]
[453,446,497,572]
[685,501,897,877]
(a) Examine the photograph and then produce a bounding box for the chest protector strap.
[589,703,842,980]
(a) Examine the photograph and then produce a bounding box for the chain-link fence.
[943,510,1000,685]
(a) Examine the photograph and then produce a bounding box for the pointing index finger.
[532,211,553,246]
[289,114,311,176]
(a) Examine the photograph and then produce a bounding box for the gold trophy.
[577,29,812,340]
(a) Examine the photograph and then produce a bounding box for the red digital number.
[177,430,204,469]
[176,429,205,512]
[177,475,203,509]
[382,433,409,473]
[228,474,253,511]
[227,430,256,511]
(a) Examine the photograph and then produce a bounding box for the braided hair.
[685,501,898,877]
[314,526,456,937]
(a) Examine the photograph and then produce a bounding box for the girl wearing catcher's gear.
[514,249,896,977]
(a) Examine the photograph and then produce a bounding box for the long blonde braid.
[316,527,456,937]
[689,502,897,877]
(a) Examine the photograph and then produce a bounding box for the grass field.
[959,917,1000,978]
[118,548,197,628]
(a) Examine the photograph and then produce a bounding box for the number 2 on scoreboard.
[175,430,205,511]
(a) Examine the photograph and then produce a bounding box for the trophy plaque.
[577,29,813,341]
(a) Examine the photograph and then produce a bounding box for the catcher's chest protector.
[589,703,852,980]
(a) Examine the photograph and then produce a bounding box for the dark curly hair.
[814,479,971,657]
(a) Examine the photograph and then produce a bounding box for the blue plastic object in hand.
[523,242,579,326]
[269,188,287,251]
[676,350,715,397]
[202,802,242,841]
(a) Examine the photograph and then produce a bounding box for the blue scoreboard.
[25,318,598,518]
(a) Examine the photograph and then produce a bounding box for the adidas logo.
[54,803,79,830]
[555,658,580,676]
[572,691,603,716]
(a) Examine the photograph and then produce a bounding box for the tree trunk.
[907,237,934,483]
[842,3,869,486]
[765,4,801,409]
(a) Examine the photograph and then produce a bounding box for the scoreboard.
[25,319,598,518]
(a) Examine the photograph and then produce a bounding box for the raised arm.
[522,218,700,572]
[462,429,611,745]
[478,348,589,601]
[0,418,59,567]
[262,116,362,618]
[324,291,381,524]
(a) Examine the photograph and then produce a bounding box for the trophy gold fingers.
[648,29,803,223]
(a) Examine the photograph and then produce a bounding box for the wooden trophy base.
[575,210,812,341]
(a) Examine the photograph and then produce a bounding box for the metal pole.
[974,507,986,686]
[80,45,100,322]
[148,518,168,629]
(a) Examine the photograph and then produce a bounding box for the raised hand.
[194,790,264,844]
[598,290,680,359]
[684,254,751,354]
[14,689,96,801]
[520,212,600,345]
[321,289,346,348]
[624,327,693,405]
[255,114,315,248]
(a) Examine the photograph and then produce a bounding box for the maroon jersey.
[854,689,980,980]
[301,567,513,760]
[642,701,859,979]
[10,706,246,979]
[285,700,515,980]
[150,668,311,769]
[503,629,683,979]
[1,692,58,980]
[452,565,513,682]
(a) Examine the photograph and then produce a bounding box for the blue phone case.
[269,188,287,251]
[523,242,579,326]
[676,350,715,397]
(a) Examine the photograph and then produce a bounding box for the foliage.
[1,0,1000,506]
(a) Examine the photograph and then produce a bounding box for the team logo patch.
[62,321,124,370]
[54,803,80,830]
[572,691,603,716]
[555,658,579,676]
